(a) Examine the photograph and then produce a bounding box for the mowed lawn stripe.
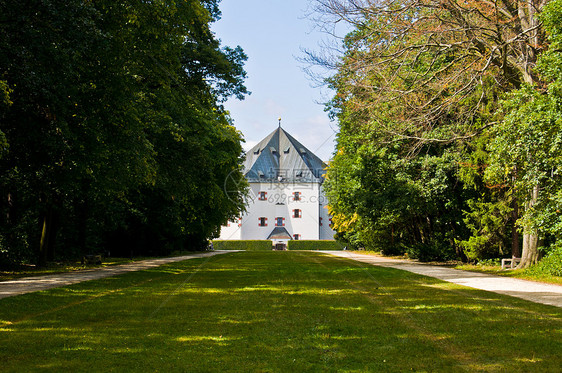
[1,251,560,372]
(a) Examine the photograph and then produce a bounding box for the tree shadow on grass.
[0,251,560,372]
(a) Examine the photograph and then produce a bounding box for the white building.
[219,125,335,249]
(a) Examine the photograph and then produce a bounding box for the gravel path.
[0,251,235,300]
[324,251,562,308]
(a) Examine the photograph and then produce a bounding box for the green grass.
[0,258,130,282]
[1,251,561,372]
[352,250,562,285]
[453,263,562,285]
[0,253,193,282]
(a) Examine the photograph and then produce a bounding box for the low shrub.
[287,240,344,251]
[212,240,272,251]
[407,240,456,262]
[477,258,502,266]
[528,245,562,277]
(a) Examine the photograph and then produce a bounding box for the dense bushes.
[318,0,562,267]
[212,240,272,251]
[528,245,562,277]
[212,240,344,251]
[0,1,248,266]
[287,240,344,251]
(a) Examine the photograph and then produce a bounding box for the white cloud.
[243,139,259,152]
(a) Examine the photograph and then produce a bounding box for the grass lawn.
[453,263,562,285]
[350,250,562,285]
[0,253,190,282]
[1,251,560,372]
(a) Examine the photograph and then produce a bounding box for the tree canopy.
[314,0,562,268]
[0,0,248,266]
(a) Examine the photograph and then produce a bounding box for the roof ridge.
[243,125,326,182]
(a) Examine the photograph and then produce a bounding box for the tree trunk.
[37,199,59,266]
[518,185,540,268]
[38,204,54,267]
[511,196,521,258]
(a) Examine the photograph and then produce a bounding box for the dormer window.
[296,171,303,178]
[254,148,260,155]
[258,170,265,178]
[284,146,290,154]
[269,146,277,154]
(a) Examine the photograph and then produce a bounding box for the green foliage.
[0,80,10,158]
[212,240,272,251]
[286,240,343,251]
[0,0,248,266]
[528,244,562,277]
[320,0,562,265]
[484,0,562,263]
[325,134,472,261]
[457,197,512,261]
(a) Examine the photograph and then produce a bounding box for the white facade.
[219,126,335,246]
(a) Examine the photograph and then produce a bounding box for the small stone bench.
[82,254,102,265]
[501,257,521,270]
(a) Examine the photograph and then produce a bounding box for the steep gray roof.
[244,127,326,183]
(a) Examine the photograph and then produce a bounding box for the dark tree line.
[0,0,248,266]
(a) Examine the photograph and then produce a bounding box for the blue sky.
[212,0,339,161]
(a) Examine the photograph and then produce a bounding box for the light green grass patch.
[0,251,560,372]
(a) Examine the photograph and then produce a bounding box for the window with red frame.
[293,191,301,201]
[258,191,267,201]
[275,217,285,226]
[258,217,267,227]
[293,234,300,240]
[293,209,301,218]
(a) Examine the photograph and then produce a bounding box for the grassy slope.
[0,251,560,372]
[0,257,159,282]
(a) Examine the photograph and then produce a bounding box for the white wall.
[319,184,335,240]
[218,181,335,241]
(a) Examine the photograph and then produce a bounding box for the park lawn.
[0,251,560,372]
[350,250,562,285]
[0,253,189,282]
[453,263,562,285]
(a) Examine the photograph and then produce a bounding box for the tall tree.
[0,0,248,265]
[486,0,562,267]
[311,0,552,262]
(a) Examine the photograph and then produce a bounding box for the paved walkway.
[0,251,234,300]
[324,251,562,308]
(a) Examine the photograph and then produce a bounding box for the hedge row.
[212,240,272,251]
[287,240,344,251]
[212,240,344,251]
